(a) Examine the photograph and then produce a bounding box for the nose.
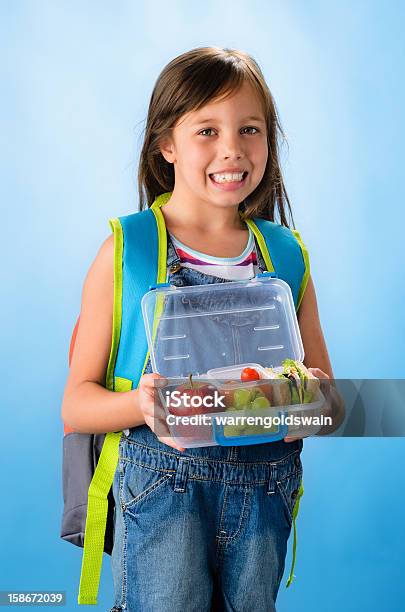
[220,131,245,160]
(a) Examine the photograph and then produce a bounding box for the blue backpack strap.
[247,218,310,310]
[113,207,162,388]
[290,229,310,311]
[114,194,169,387]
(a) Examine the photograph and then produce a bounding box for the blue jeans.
[110,234,303,611]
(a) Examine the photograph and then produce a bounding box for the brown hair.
[137,46,294,228]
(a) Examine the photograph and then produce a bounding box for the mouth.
[208,171,249,191]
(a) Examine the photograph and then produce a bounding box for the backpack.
[61,317,115,555]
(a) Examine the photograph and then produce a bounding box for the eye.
[241,126,260,135]
[198,128,216,136]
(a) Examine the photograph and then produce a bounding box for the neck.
[159,186,245,233]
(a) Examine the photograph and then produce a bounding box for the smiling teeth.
[211,172,245,183]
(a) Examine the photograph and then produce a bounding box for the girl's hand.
[284,367,330,443]
[138,373,186,452]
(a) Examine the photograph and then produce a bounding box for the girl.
[62,47,334,612]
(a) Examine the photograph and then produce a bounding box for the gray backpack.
[60,318,114,555]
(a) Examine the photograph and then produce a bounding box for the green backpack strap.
[286,480,304,587]
[77,217,129,605]
[78,431,122,604]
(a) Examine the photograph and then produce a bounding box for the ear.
[159,135,176,164]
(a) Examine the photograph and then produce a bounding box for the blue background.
[1,1,404,610]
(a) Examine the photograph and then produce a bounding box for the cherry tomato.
[240,367,261,382]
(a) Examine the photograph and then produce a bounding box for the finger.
[142,374,168,389]
[141,380,169,406]
[157,435,186,452]
[144,408,179,437]
[284,434,309,443]
[308,367,329,379]
[142,396,167,420]
[143,415,186,452]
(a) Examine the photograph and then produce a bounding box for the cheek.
[244,144,267,188]
[257,135,268,157]
[183,145,211,173]
[250,141,268,172]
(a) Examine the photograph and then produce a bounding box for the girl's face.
[160,81,268,211]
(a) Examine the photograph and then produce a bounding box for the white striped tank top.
[168,226,260,280]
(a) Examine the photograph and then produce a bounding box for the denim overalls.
[110,233,303,612]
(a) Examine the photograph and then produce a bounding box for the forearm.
[62,381,145,434]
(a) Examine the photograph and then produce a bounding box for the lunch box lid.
[141,273,304,379]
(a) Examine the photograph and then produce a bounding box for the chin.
[212,196,244,207]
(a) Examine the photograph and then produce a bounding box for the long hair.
[138,46,294,227]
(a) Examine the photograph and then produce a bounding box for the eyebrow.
[192,115,265,125]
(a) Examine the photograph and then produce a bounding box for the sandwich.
[282,359,320,404]
[265,359,320,406]
[264,368,292,406]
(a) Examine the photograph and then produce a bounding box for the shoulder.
[110,210,160,269]
[252,217,306,252]
[252,217,295,238]
[82,234,114,302]
[100,208,154,263]
[99,233,114,257]
[96,209,152,258]
[114,208,155,231]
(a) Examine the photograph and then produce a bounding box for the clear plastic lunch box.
[141,273,324,447]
